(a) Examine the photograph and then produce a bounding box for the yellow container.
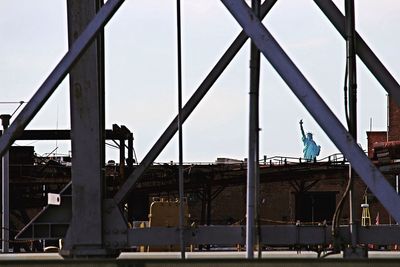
[147,198,190,252]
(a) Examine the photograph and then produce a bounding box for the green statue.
[299,119,321,161]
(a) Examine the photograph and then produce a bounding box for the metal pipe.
[176,0,185,259]
[0,0,125,158]
[313,0,400,106]
[346,0,357,140]
[127,133,134,167]
[345,0,358,248]
[119,139,125,179]
[114,0,278,205]
[246,0,261,259]
[253,0,261,259]
[246,148,255,259]
[95,0,106,176]
[1,115,10,253]
[206,184,212,226]
[387,94,389,142]
[220,0,400,223]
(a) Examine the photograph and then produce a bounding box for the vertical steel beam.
[1,115,10,253]
[176,0,185,259]
[206,183,212,226]
[0,0,124,159]
[345,0,357,140]
[246,0,261,259]
[114,0,278,205]
[345,0,358,249]
[314,0,400,106]
[221,0,400,222]
[119,139,125,179]
[127,133,134,167]
[62,0,106,257]
[253,0,261,258]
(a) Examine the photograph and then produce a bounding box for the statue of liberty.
[299,119,321,162]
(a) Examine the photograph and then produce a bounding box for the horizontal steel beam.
[128,225,400,246]
[129,226,245,246]
[0,129,130,140]
[0,0,124,158]
[1,256,400,266]
[314,0,400,106]
[358,225,400,245]
[20,220,400,247]
[221,0,400,222]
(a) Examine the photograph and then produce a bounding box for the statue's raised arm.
[299,119,306,139]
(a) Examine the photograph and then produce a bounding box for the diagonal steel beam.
[221,0,400,222]
[114,0,278,204]
[314,0,400,106]
[0,0,125,158]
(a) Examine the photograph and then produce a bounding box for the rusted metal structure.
[1,0,400,260]
[0,126,133,252]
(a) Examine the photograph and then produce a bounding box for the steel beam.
[246,0,261,259]
[0,0,124,159]
[176,0,186,259]
[1,115,11,253]
[220,0,400,222]
[19,217,400,247]
[113,0,278,205]
[345,0,357,140]
[127,132,134,167]
[0,129,131,140]
[127,225,400,246]
[61,0,107,257]
[314,0,400,106]
[128,226,246,246]
[344,0,358,249]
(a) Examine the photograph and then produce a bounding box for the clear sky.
[1,0,399,163]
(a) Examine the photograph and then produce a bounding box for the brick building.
[367,96,400,157]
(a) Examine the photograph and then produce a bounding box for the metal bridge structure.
[1,0,400,260]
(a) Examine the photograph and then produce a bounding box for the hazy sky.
[1,0,399,163]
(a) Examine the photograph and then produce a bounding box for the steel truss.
[1,0,400,258]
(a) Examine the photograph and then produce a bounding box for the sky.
[0,0,399,164]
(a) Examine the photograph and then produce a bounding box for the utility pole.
[176,0,185,259]
[246,0,261,259]
[345,0,362,257]
[1,114,11,253]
